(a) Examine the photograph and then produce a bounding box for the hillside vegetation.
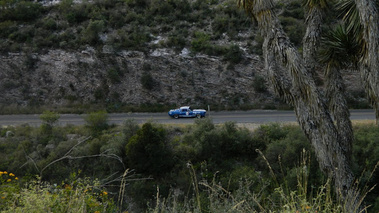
[0,0,369,113]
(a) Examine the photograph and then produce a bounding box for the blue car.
[168,106,206,119]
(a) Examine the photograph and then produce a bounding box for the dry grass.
[161,119,376,132]
[351,120,376,125]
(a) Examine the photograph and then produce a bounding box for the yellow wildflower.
[3,171,7,174]
[7,179,11,182]
[1,197,5,199]
[94,211,100,213]
[9,173,15,177]
[103,191,108,196]
[0,171,3,175]
[15,177,18,180]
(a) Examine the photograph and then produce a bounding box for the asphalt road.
[0,109,375,127]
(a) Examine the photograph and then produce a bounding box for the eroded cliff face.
[0,0,369,113]
[0,47,278,111]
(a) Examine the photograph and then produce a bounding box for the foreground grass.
[0,167,355,213]
[2,152,375,212]
[148,151,375,213]
[0,173,117,213]
[1,119,378,212]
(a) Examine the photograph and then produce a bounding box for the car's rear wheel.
[174,114,179,119]
[196,114,201,118]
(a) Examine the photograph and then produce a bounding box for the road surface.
[0,109,375,127]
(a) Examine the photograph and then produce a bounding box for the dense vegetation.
[0,0,252,54]
[0,112,378,212]
[0,0,309,57]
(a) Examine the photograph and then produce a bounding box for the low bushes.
[84,110,109,136]
[0,119,378,212]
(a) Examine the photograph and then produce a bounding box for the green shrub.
[84,111,109,136]
[253,123,288,144]
[260,125,311,172]
[252,75,268,93]
[224,44,243,64]
[212,14,229,37]
[181,120,264,170]
[125,123,173,177]
[65,4,89,24]
[99,119,140,163]
[108,10,126,28]
[149,0,174,17]
[107,68,123,84]
[39,111,60,135]
[0,21,17,38]
[125,0,149,8]
[122,119,140,140]
[8,26,34,43]
[141,72,155,90]
[0,1,43,22]
[40,111,60,127]
[166,32,187,50]
[191,31,211,53]
[81,20,105,45]
[117,26,151,49]
[41,18,58,30]
[352,124,379,212]
[198,122,262,164]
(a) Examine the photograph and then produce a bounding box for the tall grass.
[148,149,374,213]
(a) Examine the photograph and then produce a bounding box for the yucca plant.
[344,0,379,125]
[236,0,358,208]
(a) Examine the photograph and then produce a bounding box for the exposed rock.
[0,46,366,111]
[0,47,278,110]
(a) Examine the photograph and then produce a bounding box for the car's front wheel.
[174,114,179,119]
[196,114,201,118]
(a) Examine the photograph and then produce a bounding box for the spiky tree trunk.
[302,2,353,149]
[303,5,323,71]
[354,0,379,125]
[302,4,324,92]
[238,0,358,208]
[325,66,353,159]
[304,2,355,164]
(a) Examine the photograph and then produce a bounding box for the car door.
[187,109,194,117]
[181,108,193,117]
[180,108,187,117]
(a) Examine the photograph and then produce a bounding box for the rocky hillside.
[0,0,367,113]
[0,47,276,112]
